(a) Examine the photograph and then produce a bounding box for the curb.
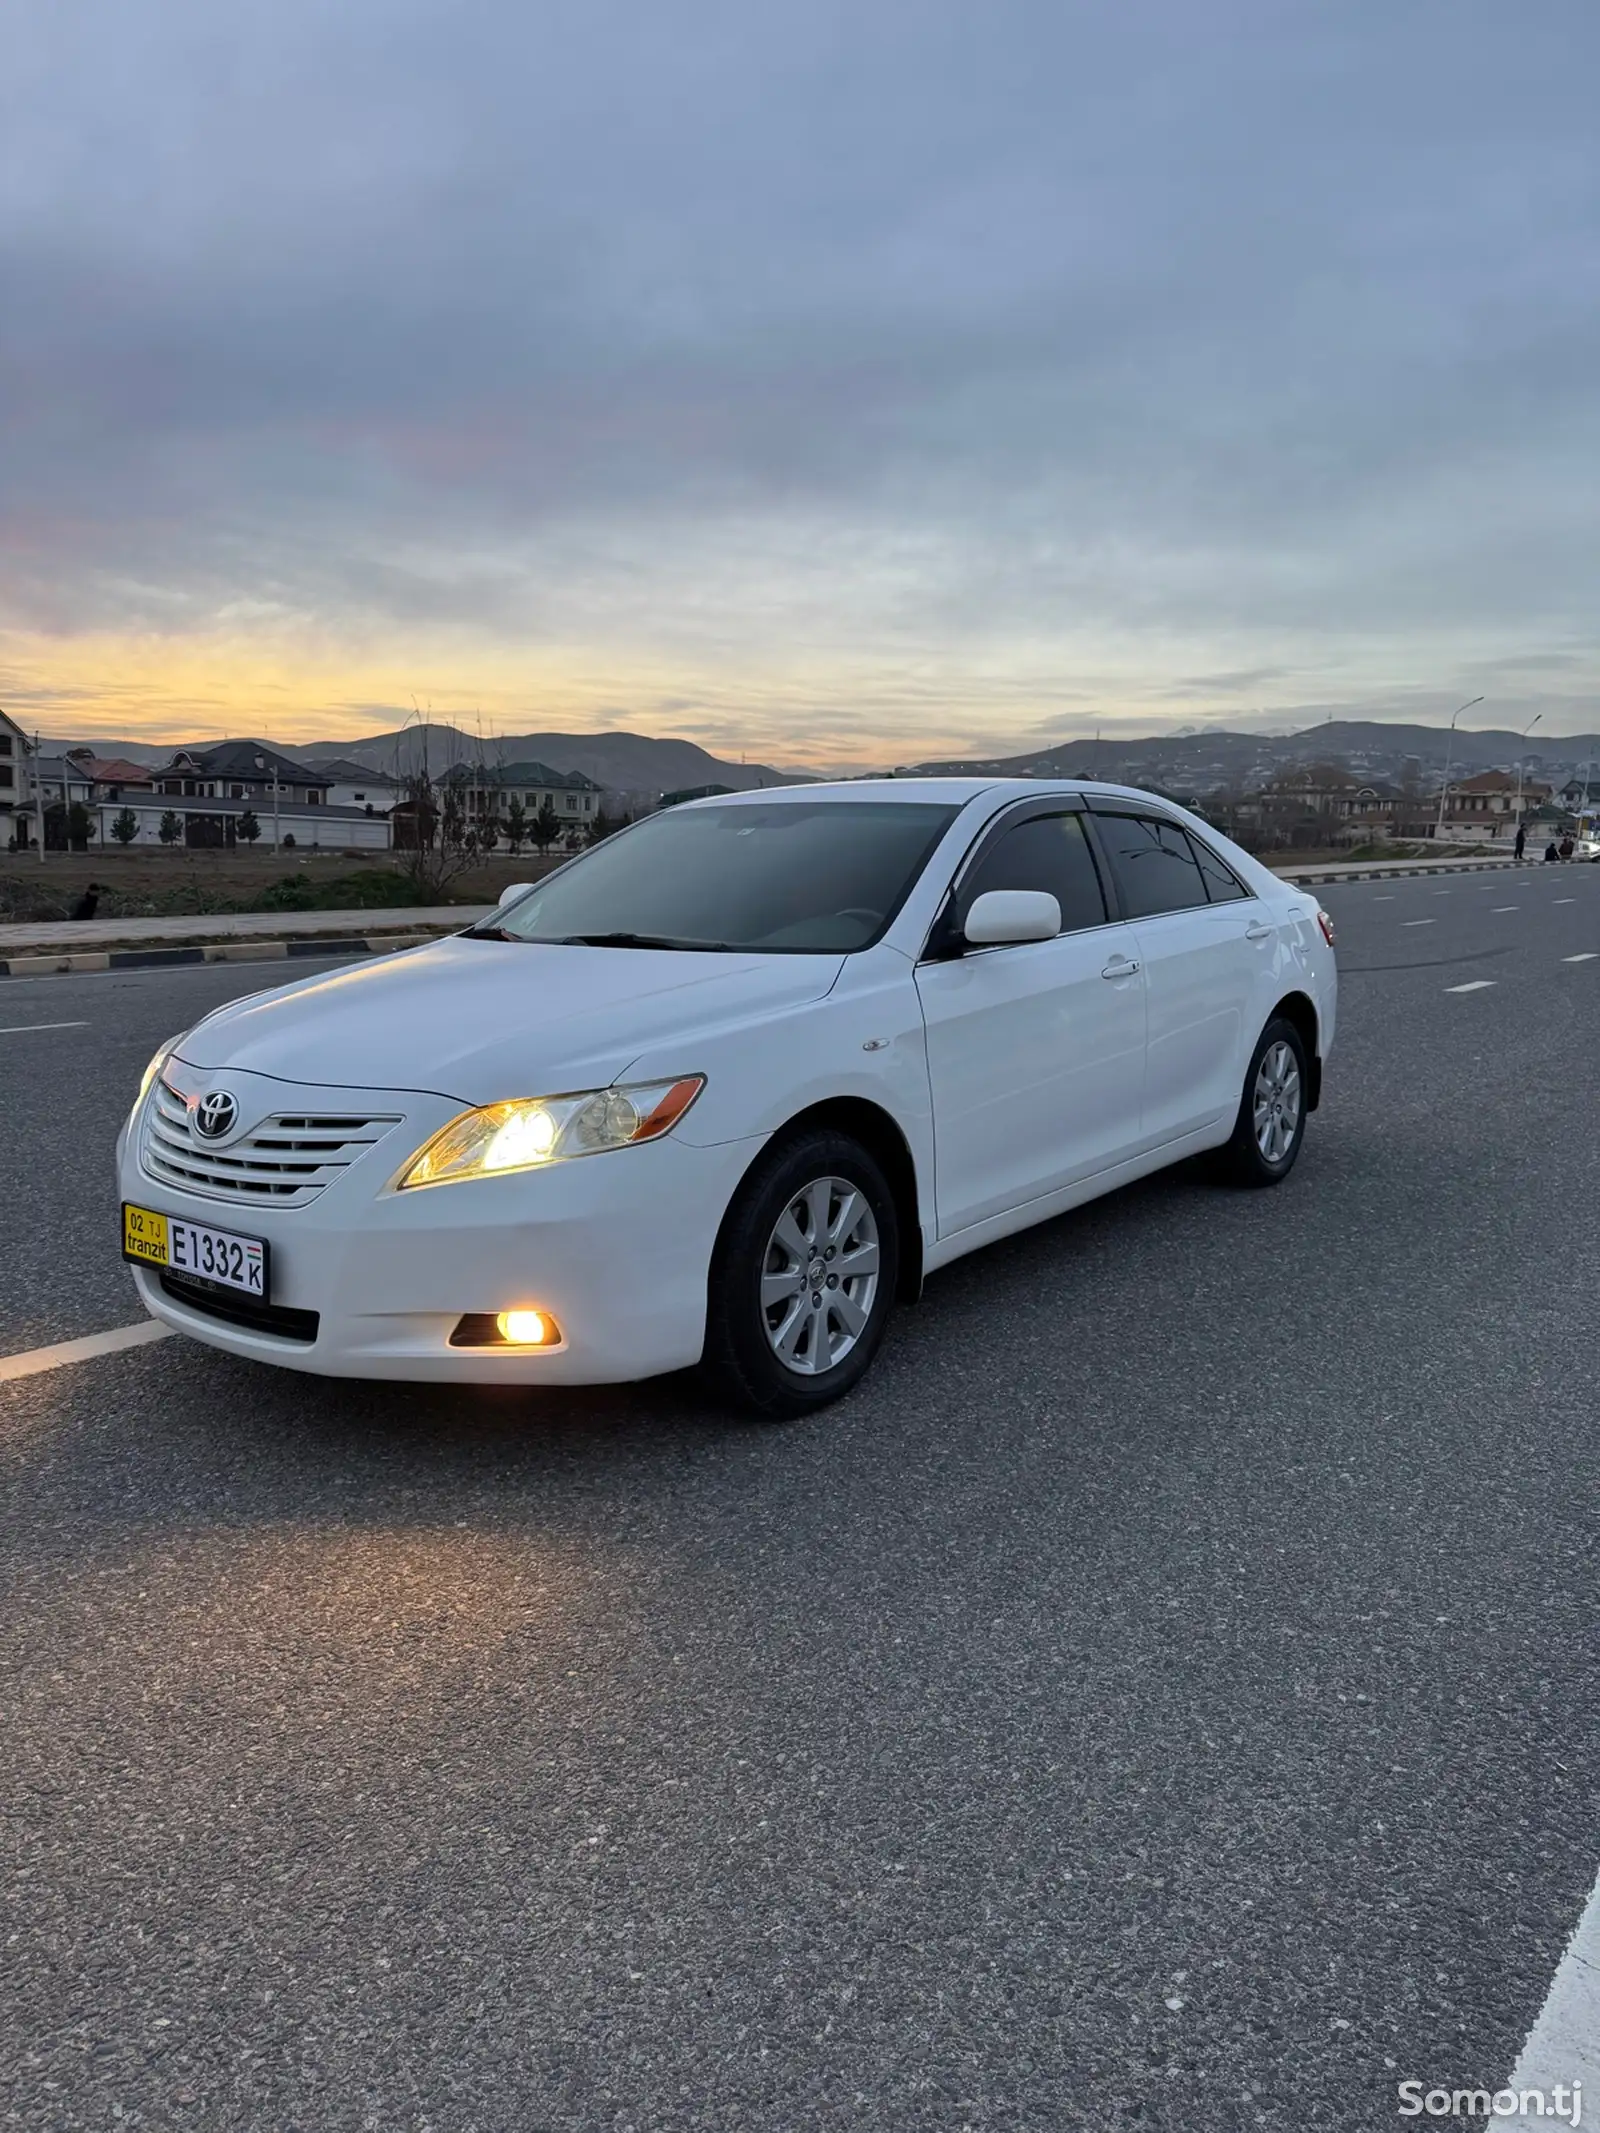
[0,930,449,980]
[1277,859,1518,886]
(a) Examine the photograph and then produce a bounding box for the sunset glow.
[4,3,1597,765]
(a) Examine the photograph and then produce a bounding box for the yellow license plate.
[122,1203,169,1265]
[122,1202,269,1297]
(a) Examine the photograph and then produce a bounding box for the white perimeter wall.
[93,803,392,851]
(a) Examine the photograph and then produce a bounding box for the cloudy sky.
[3,0,1597,765]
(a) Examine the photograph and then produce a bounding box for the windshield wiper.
[558,931,730,950]
[462,923,517,940]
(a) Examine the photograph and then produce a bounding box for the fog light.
[449,1309,563,1349]
[497,1308,552,1346]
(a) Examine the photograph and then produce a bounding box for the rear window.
[1095,815,1211,918]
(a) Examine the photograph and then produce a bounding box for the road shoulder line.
[0,1320,172,1384]
[1500,1867,1600,2121]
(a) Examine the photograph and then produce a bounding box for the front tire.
[702,1129,899,1419]
[1220,1016,1308,1187]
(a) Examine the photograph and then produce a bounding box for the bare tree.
[391,714,480,900]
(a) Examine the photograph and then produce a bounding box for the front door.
[915,807,1149,1236]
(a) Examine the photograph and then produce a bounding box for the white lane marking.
[0,1320,172,1385]
[1434,890,1452,895]
[1445,980,1496,993]
[1554,898,1576,904]
[0,1020,90,1035]
[1499,1865,1600,2122]
[1402,919,1436,927]
[1492,906,1519,912]
[1562,953,1598,963]
[1372,895,1396,901]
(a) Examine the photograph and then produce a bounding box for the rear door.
[915,801,1148,1235]
[1088,808,1272,1146]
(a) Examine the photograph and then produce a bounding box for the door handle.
[1245,921,1274,941]
[1102,955,1141,979]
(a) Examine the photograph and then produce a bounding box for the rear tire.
[701,1128,899,1419]
[1219,1016,1308,1187]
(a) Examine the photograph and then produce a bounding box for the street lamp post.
[1514,713,1542,832]
[1434,696,1486,842]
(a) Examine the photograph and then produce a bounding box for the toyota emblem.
[194,1090,239,1140]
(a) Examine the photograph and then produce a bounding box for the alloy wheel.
[1252,1040,1302,1165]
[760,1175,881,1376]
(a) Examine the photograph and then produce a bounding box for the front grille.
[159,1271,321,1344]
[140,1078,402,1208]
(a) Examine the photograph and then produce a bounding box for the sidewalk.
[0,905,489,979]
[0,903,486,952]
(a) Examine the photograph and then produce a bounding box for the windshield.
[486,800,961,953]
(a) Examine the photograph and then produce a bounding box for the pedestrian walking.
[1514,822,1526,861]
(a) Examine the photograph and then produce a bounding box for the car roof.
[686,776,1176,810]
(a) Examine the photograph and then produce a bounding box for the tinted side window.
[962,812,1108,934]
[1190,836,1249,903]
[1096,814,1209,918]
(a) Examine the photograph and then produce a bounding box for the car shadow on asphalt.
[5,1150,1273,1532]
[6,1130,1396,1575]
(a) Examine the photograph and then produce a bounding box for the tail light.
[1316,908,1336,947]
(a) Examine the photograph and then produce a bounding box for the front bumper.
[119,1083,764,1384]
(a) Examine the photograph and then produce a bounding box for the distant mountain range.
[290,724,802,798]
[35,716,1600,801]
[903,720,1600,794]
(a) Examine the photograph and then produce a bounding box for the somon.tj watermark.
[1399,2081,1582,2122]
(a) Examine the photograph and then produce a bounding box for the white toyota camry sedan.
[118,780,1337,1416]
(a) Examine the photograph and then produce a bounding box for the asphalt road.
[0,953,374,1352]
[4,872,1599,2132]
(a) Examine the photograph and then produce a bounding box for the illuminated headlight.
[396,1075,705,1189]
[138,1032,185,1107]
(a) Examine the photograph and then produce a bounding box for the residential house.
[12,749,134,851]
[437,759,602,843]
[495,760,601,828]
[1437,769,1553,840]
[0,732,107,847]
[83,756,155,801]
[1256,765,1403,846]
[153,740,330,806]
[0,705,27,840]
[21,752,98,848]
[1555,772,1599,814]
[307,758,400,812]
[30,750,96,809]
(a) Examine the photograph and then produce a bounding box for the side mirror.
[963,889,1061,946]
[498,882,537,905]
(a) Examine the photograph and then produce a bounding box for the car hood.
[174,937,845,1104]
